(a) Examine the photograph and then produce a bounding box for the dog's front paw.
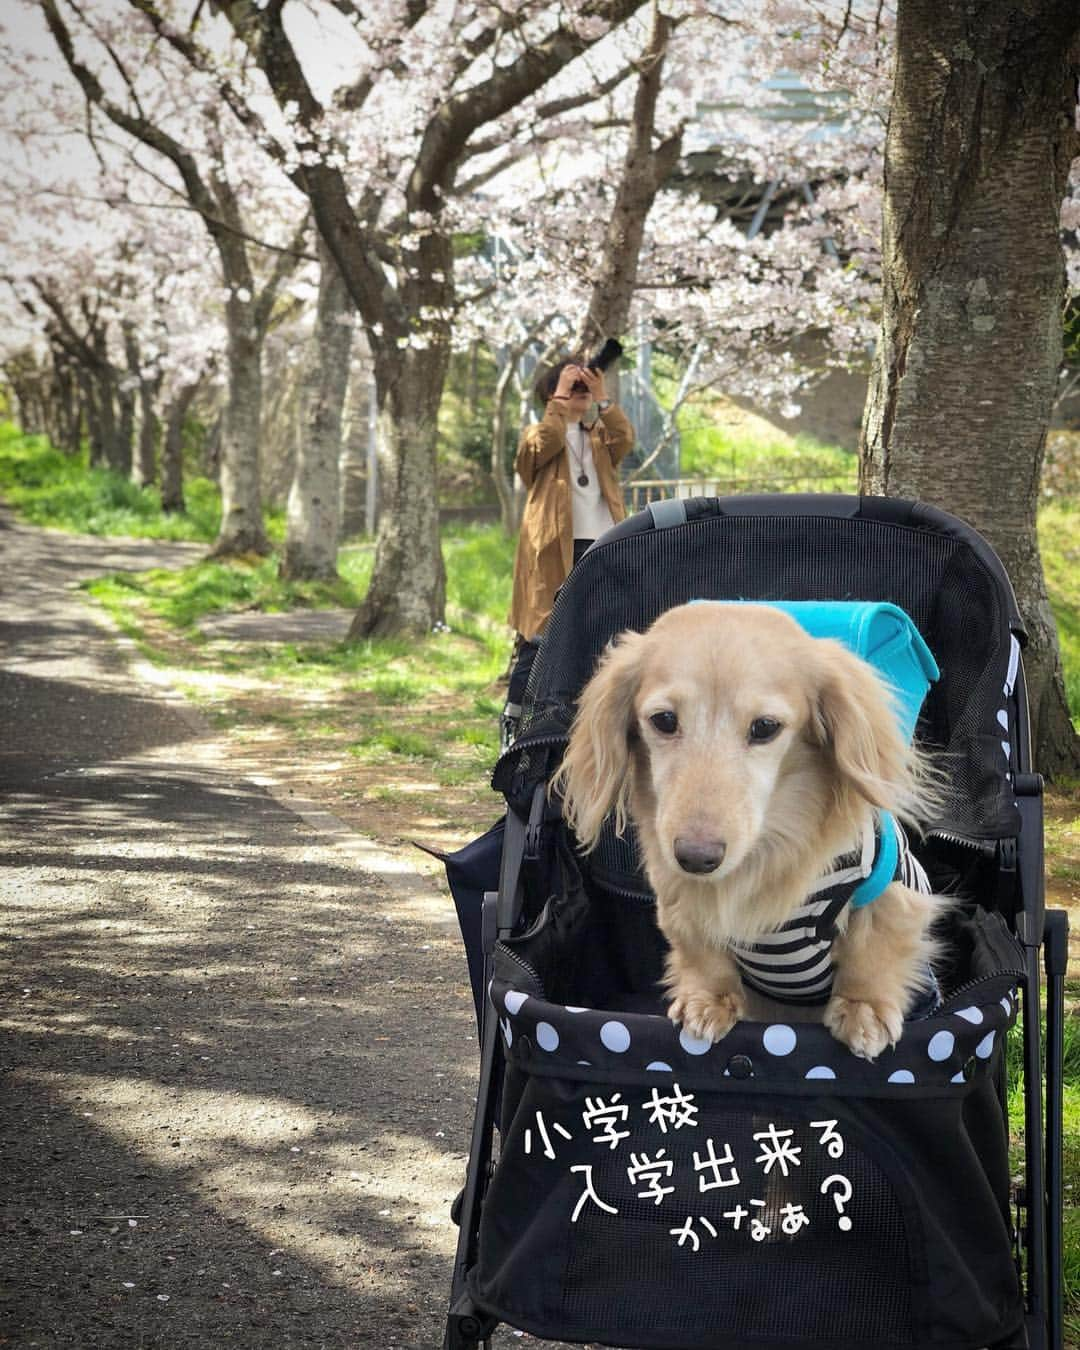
[824,995,904,1061]
[668,987,745,1043]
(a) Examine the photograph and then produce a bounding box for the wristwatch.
[596,398,613,412]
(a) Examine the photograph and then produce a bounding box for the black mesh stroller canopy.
[497,494,1023,856]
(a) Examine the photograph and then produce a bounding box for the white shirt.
[566,421,616,542]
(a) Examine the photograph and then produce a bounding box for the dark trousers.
[503,539,593,747]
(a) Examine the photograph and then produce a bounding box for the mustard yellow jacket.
[509,399,634,639]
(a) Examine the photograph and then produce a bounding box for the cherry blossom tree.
[36,0,311,555]
[190,0,652,635]
[0,109,230,492]
[459,1,889,497]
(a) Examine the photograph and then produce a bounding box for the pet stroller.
[442,494,1068,1350]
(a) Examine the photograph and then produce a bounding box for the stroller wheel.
[441,1320,491,1350]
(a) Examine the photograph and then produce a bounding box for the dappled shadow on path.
[1,670,203,792]
[2,708,483,1347]
[0,515,566,1348]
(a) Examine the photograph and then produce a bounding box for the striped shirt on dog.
[729,817,931,1006]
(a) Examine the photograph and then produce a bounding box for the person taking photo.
[503,354,635,747]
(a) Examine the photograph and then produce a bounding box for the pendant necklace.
[570,423,590,487]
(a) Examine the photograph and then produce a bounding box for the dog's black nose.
[673,837,726,874]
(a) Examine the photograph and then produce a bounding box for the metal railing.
[625,471,858,514]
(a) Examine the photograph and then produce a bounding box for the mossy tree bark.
[861,0,1080,773]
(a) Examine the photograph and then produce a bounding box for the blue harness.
[730,817,932,1006]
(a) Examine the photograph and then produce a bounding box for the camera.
[570,338,623,393]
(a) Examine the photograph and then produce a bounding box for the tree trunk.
[576,0,682,379]
[55,358,81,454]
[116,380,136,477]
[491,352,521,536]
[280,242,355,581]
[161,381,198,514]
[338,354,375,539]
[35,364,61,447]
[860,0,1080,775]
[5,375,33,436]
[133,379,159,487]
[125,326,158,487]
[347,342,448,638]
[79,370,106,468]
[210,299,269,556]
[88,327,130,477]
[78,350,128,473]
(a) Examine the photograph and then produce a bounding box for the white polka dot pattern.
[489,977,1018,1090]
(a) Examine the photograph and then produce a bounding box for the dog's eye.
[748,717,783,744]
[649,710,679,736]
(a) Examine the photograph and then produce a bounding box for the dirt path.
[0,515,552,1348]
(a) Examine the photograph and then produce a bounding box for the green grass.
[368,673,426,704]
[1041,498,1080,723]
[0,422,288,543]
[442,522,515,629]
[349,727,440,760]
[679,418,857,489]
[89,558,366,632]
[651,380,858,490]
[0,424,223,541]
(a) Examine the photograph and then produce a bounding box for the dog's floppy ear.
[812,641,916,815]
[553,629,645,848]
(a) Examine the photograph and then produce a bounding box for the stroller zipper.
[492,732,569,781]
[926,828,997,855]
[494,943,546,998]
[589,875,655,904]
[936,968,1025,1014]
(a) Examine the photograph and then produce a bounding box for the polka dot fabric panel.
[491,976,1018,1097]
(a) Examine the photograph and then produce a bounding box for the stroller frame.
[444,494,1068,1350]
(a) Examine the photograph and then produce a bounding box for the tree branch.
[462,60,638,160]
[253,210,311,338]
[66,0,150,123]
[217,0,402,334]
[126,0,293,173]
[410,0,649,209]
[41,0,223,239]
[334,0,432,111]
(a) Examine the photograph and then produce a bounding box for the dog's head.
[555,602,921,889]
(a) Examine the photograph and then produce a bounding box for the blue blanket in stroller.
[695,599,940,742]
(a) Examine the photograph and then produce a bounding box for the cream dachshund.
[554,602,941,1061]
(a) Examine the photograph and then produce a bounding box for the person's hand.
[552,364,585,400]
[577,365,607,403]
